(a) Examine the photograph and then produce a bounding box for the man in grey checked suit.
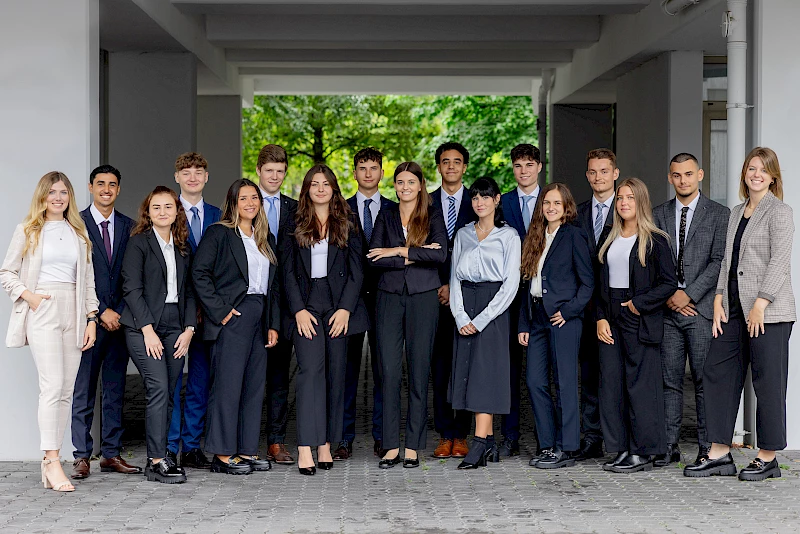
[652,153,730,467]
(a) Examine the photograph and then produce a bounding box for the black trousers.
[126,304,183,459]
[598,292,666,456]
[266,330,292,445]
[293,278,348,447]
[502,292,523,441]
[378,288,439,450]
[704,316,792,451]
[71,325,128,459]
[205,295,268,456]
[579,313,603,445]
[431,303,472,440]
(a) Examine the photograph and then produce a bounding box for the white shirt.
[441,185,465,222]
[591,195,614,237]
[674,194,700,288]
[153,230,179,303]
[311,238,329,278]
[240,229,271,295]
[356,191,381,230]
[517,185,540,215]
[530,225,559,298]
[39,221,78,284]
[260,189,282,233]
[180,196,205,229]
[608,234,637,289]
[90,203,115,255]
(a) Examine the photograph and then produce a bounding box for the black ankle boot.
[485,435,500,463]
[458,437,489,470]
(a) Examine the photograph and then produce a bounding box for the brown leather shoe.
[71,458,90,479]
[99,456,143,474]
[433,439,454,458]
[452,439,470,458]
[268,443,295,465]
[333,441,352,460]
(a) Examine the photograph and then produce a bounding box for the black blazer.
[281,215,369,339]
[346,194,397,300]
[81,207,134,317]
[576,198,614,260]
[369,203,448,295]
[430,186,478,286]
[595,233,677,344]
[518,224,594,333]
[191,224,280,342]
[120,230,196,332]
[275,194,299,257]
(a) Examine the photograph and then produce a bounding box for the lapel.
[279,194,292,229]
[664,199,678,258]
[327,242,339,274]
[300,245,312,277]
[111,212,126,265]
[228,228,249,281]
[431,187,443,211]
[175,246,185,294]
[186,218,198,251]
[507,192,524,234]
[542,226,566,267]
[456,186,473,228]
[739,192,774,259]
[628,237,640,284]
[83,210,111,267]
[685,194,707,246]
[146,230,168,282]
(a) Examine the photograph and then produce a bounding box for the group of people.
[1,140,793,492]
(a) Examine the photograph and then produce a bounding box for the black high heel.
[486,436,500,463]
[318,462,333,470]
[298,465,316,476]
[458,437,494,470]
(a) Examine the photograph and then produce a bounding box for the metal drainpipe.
[537,70,552,184]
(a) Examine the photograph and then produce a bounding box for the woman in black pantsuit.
[121,186,196,484]
[596,178,676,474]
[367,161,447,468]
[283,164,368,476]
[192,179,279,476]
[448,178,521,469]
[685,147,795,482]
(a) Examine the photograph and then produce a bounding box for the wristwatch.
[186,326,196,333]
[87,316,98,324]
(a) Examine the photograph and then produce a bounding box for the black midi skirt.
[448,281,511,414]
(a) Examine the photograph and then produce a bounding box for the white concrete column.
[107,52,197,217]
[197,95,242,207]
[0,0,99,460]
[616,51,704,204]
[753,0,800,450]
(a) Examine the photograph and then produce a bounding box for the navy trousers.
[168,333,211,454]
[431,303,472,440]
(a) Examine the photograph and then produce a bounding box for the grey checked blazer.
[716,191,796,323]
[653,193,730,320]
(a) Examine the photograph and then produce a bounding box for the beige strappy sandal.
[41,457,75,492]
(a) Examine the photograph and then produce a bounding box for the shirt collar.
[592,195,614,211]
[517,185,540,200]
[260,188,281,201]
[89,203,114,226]
[153,229,173,249]
[180,195,204,214]
[442,185,465,204]
[676,193,700,213]
[240,227,255,241]
[356,190,381,204]
[546,225,560,239]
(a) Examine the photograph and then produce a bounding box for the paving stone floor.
[0,347,798,533]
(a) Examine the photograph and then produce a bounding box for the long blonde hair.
[598,177,668,267]
[219,179,277,265]
[22,171,91,261]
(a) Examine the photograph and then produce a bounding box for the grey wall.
[108,52,197,217]
[551,103,614,204]
[616,51,703,205]
[197,95,242,208]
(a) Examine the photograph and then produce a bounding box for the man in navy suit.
[335,147,396,460]
[71,165,140,479]
[167,152,221,469]
[430,142,478,459]
[256,144,299,466]
[499,144,542,457]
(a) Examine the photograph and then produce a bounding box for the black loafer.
[145,457,186,484]
[574,440,604,461]
[403,457,420,469]
[181,448,211,469]
[694,445,710,466]
[210,455,254,475]
[609,454,654,473]
[738,457,781,481]
[536,450,576,470]
[654,443,681,468]
[683,452,737,478]
[166,450,179,466]
[528,447,553,467]
[602,451,628,471]
[241,455,272,471]
[378,456,402,469]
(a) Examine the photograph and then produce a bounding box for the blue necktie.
[521,195,533,231]
[267,196,278,239]
[363,198,374,243]
[594,203,606,244]
[189,206,202,245]
[447,196,457,239]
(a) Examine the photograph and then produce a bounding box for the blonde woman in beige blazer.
[685,148,795,482]
[0,172,99,492]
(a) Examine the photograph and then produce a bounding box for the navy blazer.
[595,233,677,344]
[576,198,614,260]
[518,224,594,333]
[347,194,396,298]
[430,186,477,286]
[186,202,221,253]
[501,189,527,240]
[81,207,135,317]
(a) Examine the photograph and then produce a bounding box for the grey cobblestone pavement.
[1,347,798,533]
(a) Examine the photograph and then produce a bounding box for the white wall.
[754,0,800,449]
[0,0,99,460]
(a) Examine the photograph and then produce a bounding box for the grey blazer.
[716,191,796,323]
[653,193,730,320]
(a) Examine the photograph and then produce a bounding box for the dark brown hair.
[257,144,288,171]
[132,186,190,256]
[354,147,383,167]
[586,148,617,169]
[394,161,431,248]
[174,152,208,172]
[294,164,354,249]
[520,183,577,279]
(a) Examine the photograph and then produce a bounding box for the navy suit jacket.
[501,190,527,240]
[347,194,396,298]
[430,186,478,286]
[575,198,614,261]
[81,206,135,317]
[186,202,221,252]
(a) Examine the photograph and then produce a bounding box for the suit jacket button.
[542,276,546,280]
[739,271,743,276]
[543,289,548,294]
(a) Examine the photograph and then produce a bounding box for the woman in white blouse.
[1,172,98,492]
[449,177,521,469]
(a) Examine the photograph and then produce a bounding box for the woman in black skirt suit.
[448,177,521,469]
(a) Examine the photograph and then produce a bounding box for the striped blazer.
[716,191,796,323]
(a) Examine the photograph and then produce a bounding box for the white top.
[240,229,271,295]
[517,185,540,214]
[441,185,465,222]
[153,230,179,303]
[607,234,637,289]
[402,226,408,240]
[39,221,78,284]
[180,196,205,229]
[356,191,381,230]
[311,238,328,279]
[675,194,700,289]
[260,190,281,233]
[529,225,559,298]
[89,204,115,254]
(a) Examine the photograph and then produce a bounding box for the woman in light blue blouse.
[449,177,521,469]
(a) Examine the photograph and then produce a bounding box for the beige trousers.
[26,282,81,451]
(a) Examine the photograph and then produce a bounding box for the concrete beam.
[225,48,574,63]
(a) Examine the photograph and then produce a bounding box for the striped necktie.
[447,196,457,239]
[594,203,606,244]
